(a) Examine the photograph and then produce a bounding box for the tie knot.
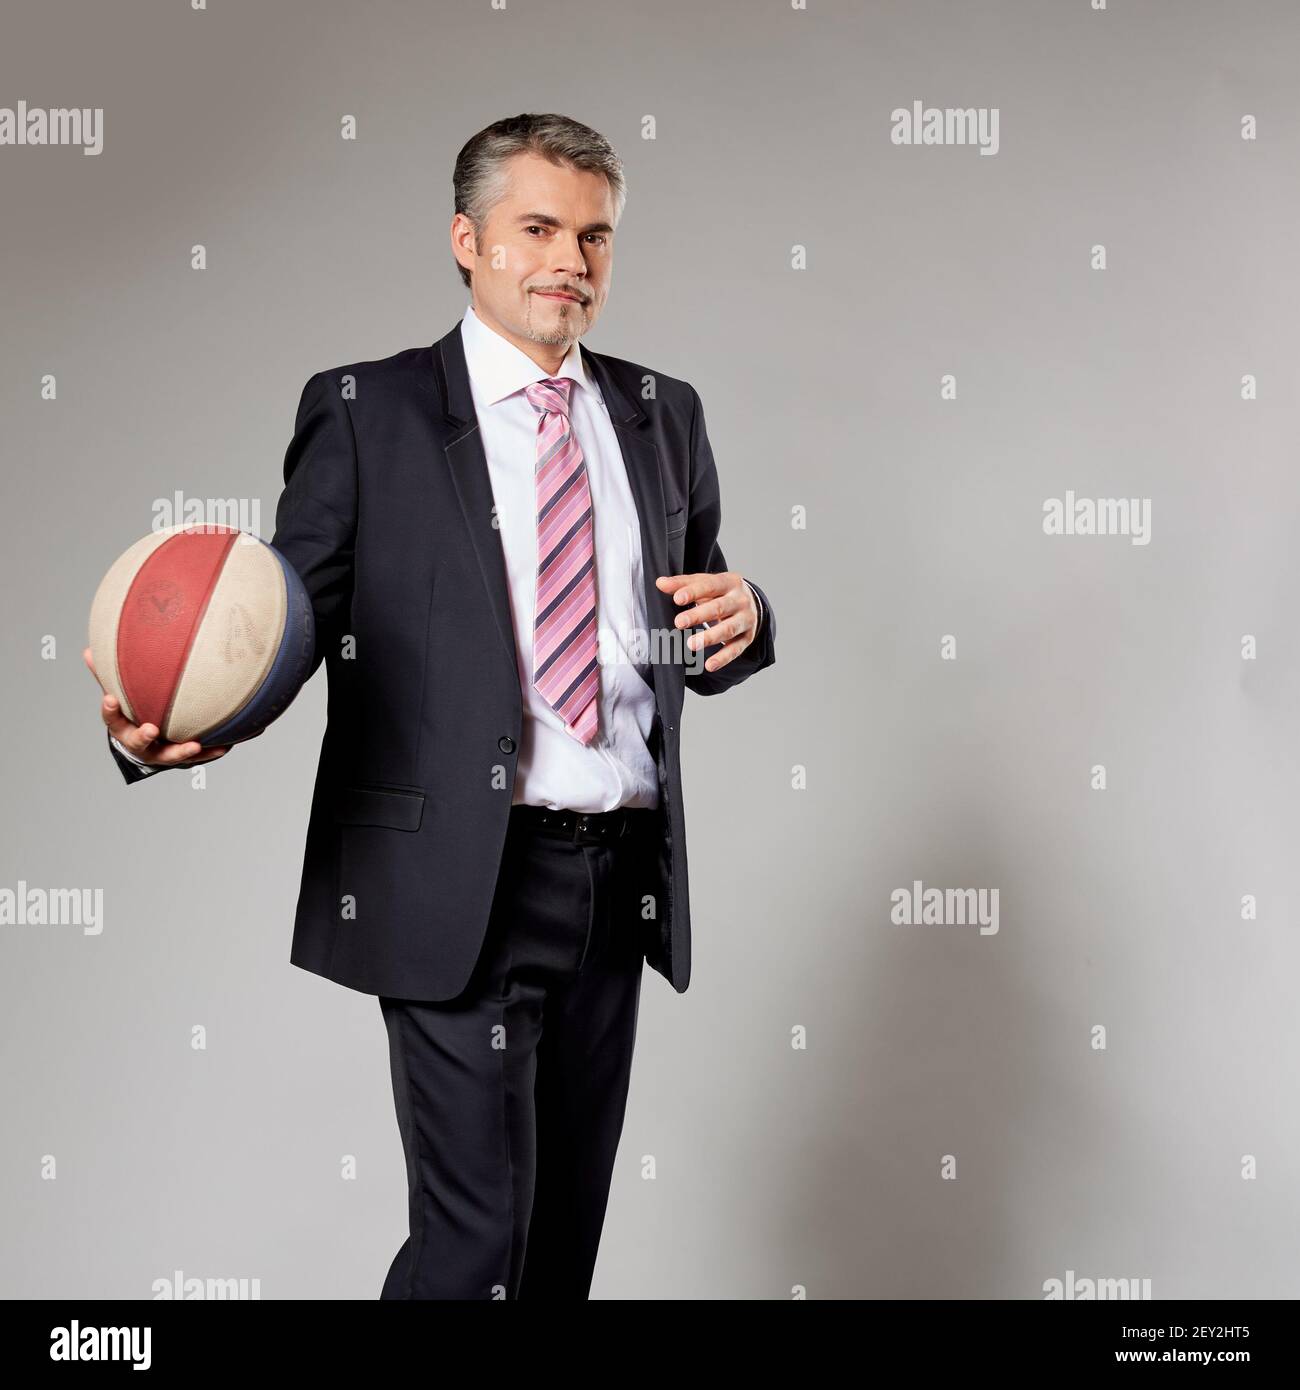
[524,377,573,418]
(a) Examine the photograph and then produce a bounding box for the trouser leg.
[517,839,645,1299]
[377,825,642,1299]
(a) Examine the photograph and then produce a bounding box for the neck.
[471,301,572,376]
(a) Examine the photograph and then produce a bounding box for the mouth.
[535,292,583,303]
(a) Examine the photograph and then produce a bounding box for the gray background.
[2,0,1298,1298]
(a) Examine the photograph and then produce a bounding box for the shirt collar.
[460,301,595,409]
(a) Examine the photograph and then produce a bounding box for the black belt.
[509,802,659,846]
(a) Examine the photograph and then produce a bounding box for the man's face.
[453,151,614,350]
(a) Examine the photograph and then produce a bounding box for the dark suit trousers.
[377,807,648,1299]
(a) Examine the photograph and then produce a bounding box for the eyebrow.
[514,213,614,235]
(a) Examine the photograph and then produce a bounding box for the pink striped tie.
[525,377,599,745]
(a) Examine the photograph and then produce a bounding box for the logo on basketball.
[134,578,185,627]
[222,603,268,665]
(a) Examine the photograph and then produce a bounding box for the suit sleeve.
[269,371,359,684]
[681,386,776,697]
[743,579,765,636]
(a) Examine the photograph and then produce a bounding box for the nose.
[551,235,589,280]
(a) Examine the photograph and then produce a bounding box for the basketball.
[88,524,315,746]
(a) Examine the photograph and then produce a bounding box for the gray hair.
[452,113,627,290]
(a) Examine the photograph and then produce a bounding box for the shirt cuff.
[111,735,159,771]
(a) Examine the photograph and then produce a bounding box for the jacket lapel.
[578,342,678,687]
[434,321,519,679]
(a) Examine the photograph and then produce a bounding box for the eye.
[522,226,607,245]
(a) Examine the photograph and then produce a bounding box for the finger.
[99,693,153,745]
[98,690,122,730]
[687,612,747,652]
[675,588,744,631]
[83,647,102,686]
[655,572,726,607]
[149,740,206,766]
[702,634,749,673]
[112,713,174,760]
[184,745,232,764]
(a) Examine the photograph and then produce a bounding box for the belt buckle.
[537,808,627,844]
[578,812,618,845]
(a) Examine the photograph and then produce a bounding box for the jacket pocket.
[333,783,425,832]
[664,505,686,539]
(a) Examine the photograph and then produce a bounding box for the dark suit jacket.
[110,319,777,999]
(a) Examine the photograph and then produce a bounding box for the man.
[86,113,776,1298]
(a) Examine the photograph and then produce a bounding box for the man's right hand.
[85,646,232,769]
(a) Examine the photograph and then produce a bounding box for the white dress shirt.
[113,306,763,801]
[461,301,659,811]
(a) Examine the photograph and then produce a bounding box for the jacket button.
[498,735,516,754]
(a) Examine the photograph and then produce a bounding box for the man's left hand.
[656,571,759,674]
